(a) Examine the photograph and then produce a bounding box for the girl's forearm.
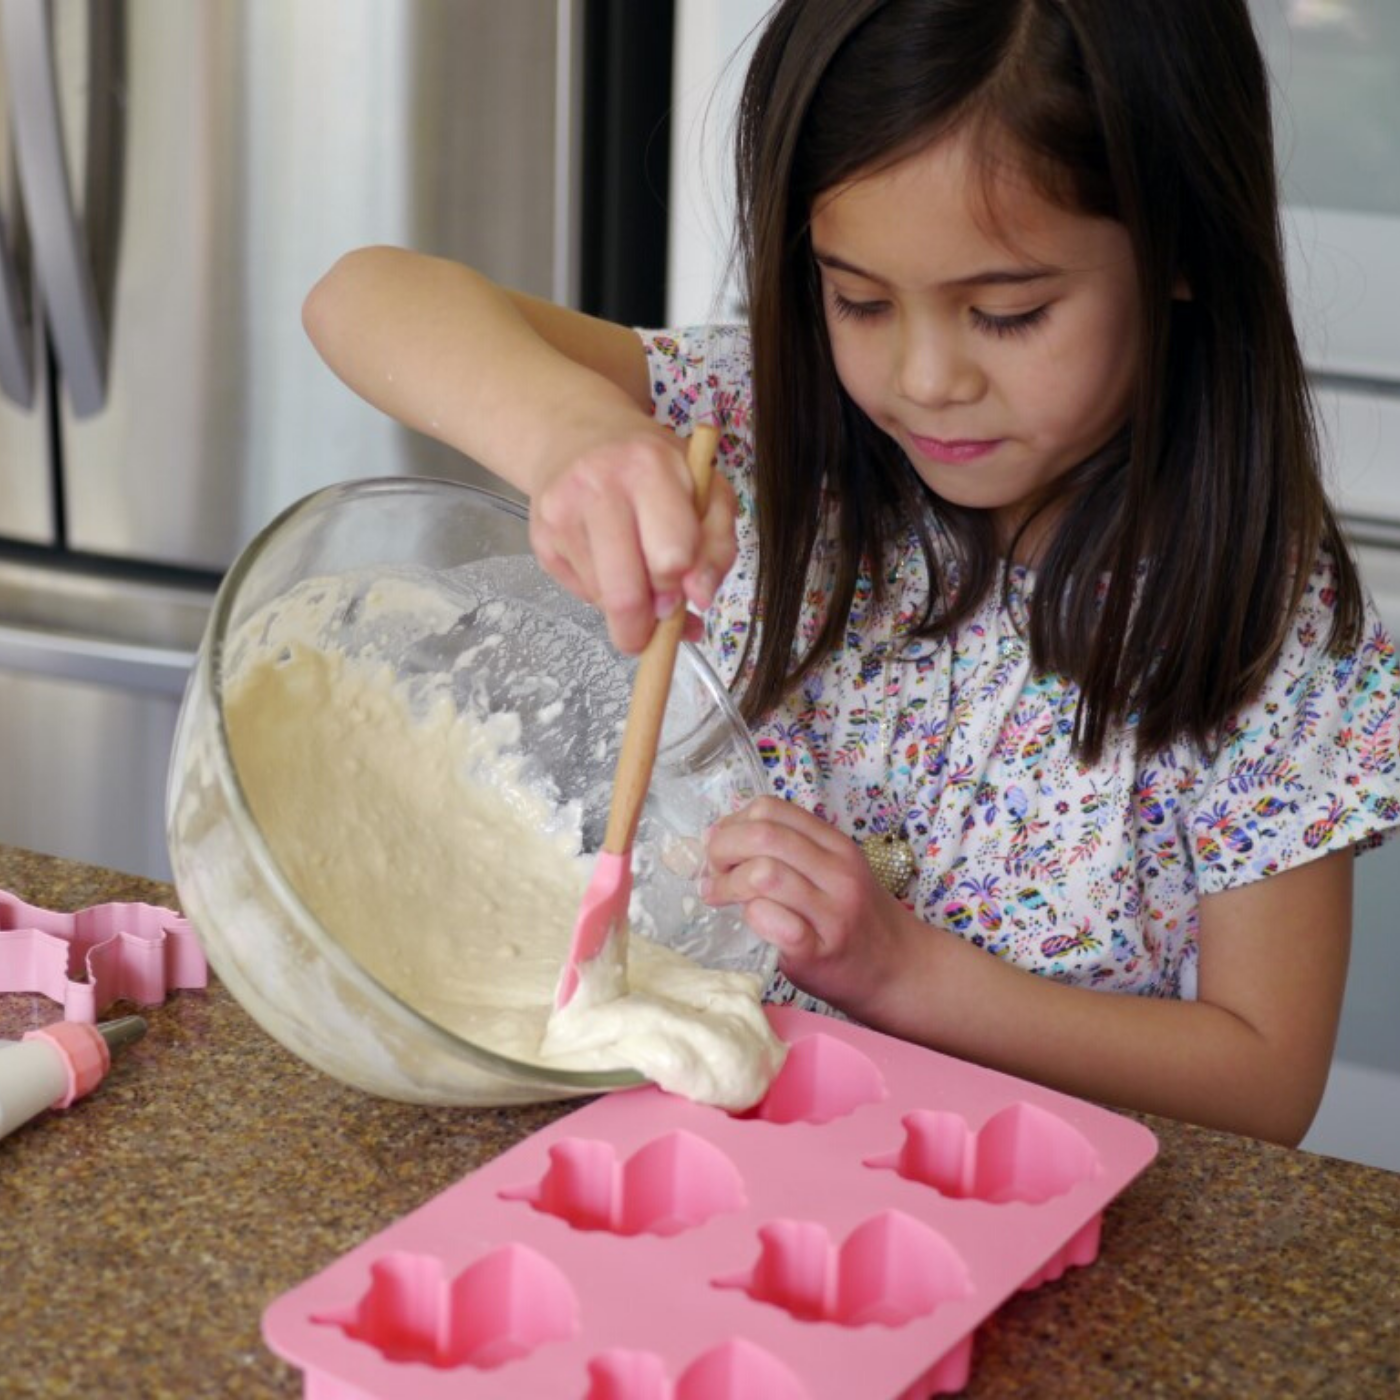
[860,924,1325,1146]
[302,246,648,497]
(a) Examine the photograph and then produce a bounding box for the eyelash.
[971,305,1050,338]
[828,293,886,322]
[829,292,1050,338]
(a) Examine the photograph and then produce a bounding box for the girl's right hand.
[527,422,738,654]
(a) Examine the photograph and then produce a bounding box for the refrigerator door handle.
[0,207,34,407]
[0,0,106,417]
[0,620,194,698]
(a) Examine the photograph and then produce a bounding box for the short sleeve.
[638,324,754,441]
[1186,551,1400,895]
[638,324,761,690]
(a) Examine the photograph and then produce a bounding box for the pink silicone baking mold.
[0,889,206,1023]
[263,1006,1157,1399]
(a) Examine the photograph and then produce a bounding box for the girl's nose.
[896,323,982,407]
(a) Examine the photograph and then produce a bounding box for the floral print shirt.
[643,324,1400,1013]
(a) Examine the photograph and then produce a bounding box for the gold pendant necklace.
[858,544,918,899]
[863,829,916,897]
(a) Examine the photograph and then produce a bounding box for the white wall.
[667,0,773,325]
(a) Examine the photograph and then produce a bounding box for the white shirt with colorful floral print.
[643,324,1400,1016]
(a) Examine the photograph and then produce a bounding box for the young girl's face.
[810,128,1140,555]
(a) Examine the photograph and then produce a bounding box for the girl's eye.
[829,291,888,322]
[970,305,1050,338]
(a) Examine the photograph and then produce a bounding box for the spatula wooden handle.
[600,423,720,856]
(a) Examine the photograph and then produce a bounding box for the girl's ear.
[1172,272,1193,300]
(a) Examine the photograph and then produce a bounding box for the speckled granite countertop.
[1,845,1396,1399]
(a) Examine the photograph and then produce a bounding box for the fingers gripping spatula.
[555,423,719,1009]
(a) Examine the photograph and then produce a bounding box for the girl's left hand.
[700,795,915,1010]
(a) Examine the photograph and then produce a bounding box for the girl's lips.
[907,433,1001,465]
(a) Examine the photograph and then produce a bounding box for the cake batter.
[222,575,786,1109]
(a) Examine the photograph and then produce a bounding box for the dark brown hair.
[732,0,1363,759]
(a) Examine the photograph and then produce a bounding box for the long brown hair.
[732,0,1363,759]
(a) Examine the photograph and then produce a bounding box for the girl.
[302,0,1400,1146]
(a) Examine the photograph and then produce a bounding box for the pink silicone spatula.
[555,423,719,1008]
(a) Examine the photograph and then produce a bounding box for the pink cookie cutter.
[0,888,206,1023]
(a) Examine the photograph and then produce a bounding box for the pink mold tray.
[264,1007,1157,1399]
[0,888,206,1023]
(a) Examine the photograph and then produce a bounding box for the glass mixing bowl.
[165,477,775,1106]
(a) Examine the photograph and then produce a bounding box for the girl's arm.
[304,246,653,487]
[703,796,1351,1146]
[302,246,736,651]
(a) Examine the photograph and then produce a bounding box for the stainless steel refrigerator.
[0,0,673,879]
